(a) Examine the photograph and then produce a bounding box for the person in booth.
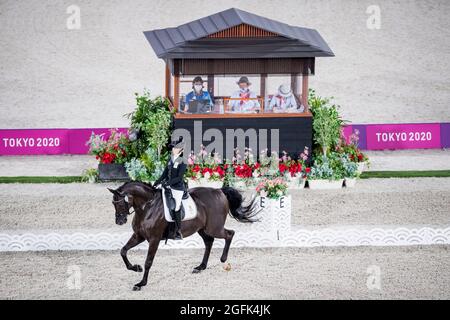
[183,76,214,113]
[229,76,260,113]
[268,84,304,113]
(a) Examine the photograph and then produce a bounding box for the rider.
[154,137,187,240]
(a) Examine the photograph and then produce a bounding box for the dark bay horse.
[108,181,257,291]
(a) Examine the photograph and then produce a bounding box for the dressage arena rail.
[1,227,450,252]
[1,197,449,252]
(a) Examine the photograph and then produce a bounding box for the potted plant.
[228,147,257,190]
[185,146,225,188]
[125,147,166,184]
[279,148,309,190]
[255,177,289,199]
[337,128,369,174]
[309,90,344,157]
[340,153,359,187]
[81,168,98,183]
[86,128,131,181]
[122,92,174,184]
[252,177,291,238]
[307,153,344,189]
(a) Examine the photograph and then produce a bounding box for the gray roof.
[143,8,334,59]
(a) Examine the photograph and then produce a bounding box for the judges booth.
[144,8,334,158]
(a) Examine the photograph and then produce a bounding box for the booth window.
[174,74,308,115]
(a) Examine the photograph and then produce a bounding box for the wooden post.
[165,64,171,98]
[174,73,180,112]
[260,73,267,112]
[301,74,309,112]
[207,75,214,97]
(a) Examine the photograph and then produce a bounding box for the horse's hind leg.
[220,228,235,263]
[193,229,214,273]
[121,233,144,272]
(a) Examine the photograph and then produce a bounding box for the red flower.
[357,154,363,161]
[192,165,200,173]
[213,166,225,178]
[279,163,288,174]
[201,167,213,176]
[101,152,116,164]
[305,167,311,173]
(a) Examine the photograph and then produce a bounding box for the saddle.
[161,186,197,223]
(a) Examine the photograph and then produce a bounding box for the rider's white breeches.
[170,188,183,211]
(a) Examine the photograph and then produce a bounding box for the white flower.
[204,171,211,179]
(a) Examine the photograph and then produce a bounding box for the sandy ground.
[0,178,449,231]
[0,0,450,129]
[1,149,450,178]
[0,246,448,299]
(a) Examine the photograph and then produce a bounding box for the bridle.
[112,195,135,215]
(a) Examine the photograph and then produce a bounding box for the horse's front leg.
[132,238,160,291]
[121,233,144,272]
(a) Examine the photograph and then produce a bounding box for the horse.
[108,181,258,291]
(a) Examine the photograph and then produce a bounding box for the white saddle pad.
[161,188,198,222]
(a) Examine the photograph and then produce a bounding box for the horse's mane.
[118,180,156,193]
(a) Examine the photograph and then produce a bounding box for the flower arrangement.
[86,128,130,164]
[337,129,369,164]
[186,145,226,183]
[255,177,288,199]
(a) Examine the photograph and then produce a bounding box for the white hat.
[278,84,292,98]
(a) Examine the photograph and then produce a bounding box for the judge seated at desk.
[268,84,305,113]
[229,76,260,113]
[182,76,214,113]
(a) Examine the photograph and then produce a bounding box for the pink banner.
[0,128,128,155]
[0,123,446,155]
[366,124,441,150]
[0,129,70,155]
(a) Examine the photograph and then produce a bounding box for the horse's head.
[107,187,134,225]
[108,182,158,225]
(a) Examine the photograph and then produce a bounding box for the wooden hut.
[143,8,334,158]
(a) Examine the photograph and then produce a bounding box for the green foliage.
[309,152,346,181]
[140,147,166,181]
[123,91,174,183]
[124,91,174,159]
[309,89,346,157]
[340,153,359,178]
[124,158,153,183]
[81,168,99,183]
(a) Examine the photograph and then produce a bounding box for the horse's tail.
[221,187,259,223]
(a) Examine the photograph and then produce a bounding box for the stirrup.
[174,231,183,240]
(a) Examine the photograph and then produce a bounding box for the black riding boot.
[173,209,183,240]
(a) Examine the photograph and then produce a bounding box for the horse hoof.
[132,265,143,272]
[192,268,202,274]
[132,285,142,291]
